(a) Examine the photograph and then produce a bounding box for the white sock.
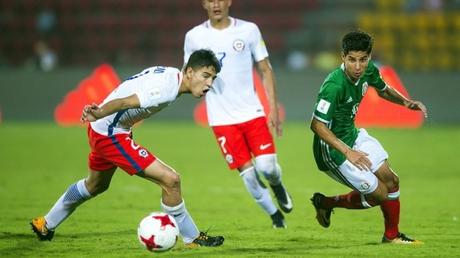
[240,166,277,215]
[161,200,199,244]
[45,179,92,230]
[254,154,282,186]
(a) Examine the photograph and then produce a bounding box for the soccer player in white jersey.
[184,0,293,228]
[310,31,427,244]
[31,49,224,248]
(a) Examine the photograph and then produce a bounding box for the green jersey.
[312,61,386,171]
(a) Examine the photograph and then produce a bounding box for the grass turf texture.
[0,122,459,257]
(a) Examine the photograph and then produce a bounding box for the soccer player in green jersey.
[309,31,427,244]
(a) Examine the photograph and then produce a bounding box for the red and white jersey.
[90,66,182,136]
[184,17,269,126]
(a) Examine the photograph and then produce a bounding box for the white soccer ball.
[137,212,180,252]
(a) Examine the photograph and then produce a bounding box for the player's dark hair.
[185,49,221,73]
[341,30,373,55]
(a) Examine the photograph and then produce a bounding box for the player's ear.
[185,66,194,79]
[341,52,346,62]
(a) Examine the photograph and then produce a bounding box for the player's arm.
[378,86,427,117]
[256,58,282,137]
[310,118,372,171]
[81,94,140,122]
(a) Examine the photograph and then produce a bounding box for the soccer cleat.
[382,233,423,245]
[310,192,333,228]
[270,209,287,229]
[30,216,54,241]
[270,183,293,213]
[185,232,224,248]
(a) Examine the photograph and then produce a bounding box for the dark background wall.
[1,0,459,124]
[0,67,458,124]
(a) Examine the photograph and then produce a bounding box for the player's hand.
[345,149,372,171]
[80,103,100,123]
[405,100,428,118]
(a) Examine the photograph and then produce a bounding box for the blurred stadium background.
[0,0,459,124]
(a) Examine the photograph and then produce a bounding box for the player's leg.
[46,168,116,228]
[310,163,386,228]
[375,161,422,244]
[254,154,293,213]
[212,123,283,228]
[246,117,293,213]
[238,161,285,228]
[99,132,218,246]
[31,167,115,241]
[353,129,420,243]
[310,128,389,227]
[139,159,224,247]
[374,161,400,240]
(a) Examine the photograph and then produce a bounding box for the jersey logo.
[233,39,245,52]
[317,99,331,114]
[360,181,370,191]
[346,96,353,103]
[149,88,162,99]
[259,143,272,150]
[362,82,368,96]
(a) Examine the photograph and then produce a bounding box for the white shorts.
[325,129,389,194]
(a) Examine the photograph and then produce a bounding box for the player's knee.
[163,171,181,190]
[254,154,279,179]
[385,173,399,191]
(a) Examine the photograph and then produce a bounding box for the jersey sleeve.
[313,82,341,123]
[134,68,174,109]
[136,87,163,109]
[249,24,269,62]
[367,62,387,91]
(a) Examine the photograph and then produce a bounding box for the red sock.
[380,189,400,239]
[322,191,367,209]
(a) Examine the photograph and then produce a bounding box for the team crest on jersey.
[225,154,234,164]
[233,39,245,52]
[362,82,368,96]
[139,149,148,158]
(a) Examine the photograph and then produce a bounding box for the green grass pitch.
[0,122,459,257]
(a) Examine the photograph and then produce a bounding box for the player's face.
[342,51,370,82]
[202,0,232,21]
[188,66,217,98]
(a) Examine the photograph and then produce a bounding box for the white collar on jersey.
[205,16,237,30]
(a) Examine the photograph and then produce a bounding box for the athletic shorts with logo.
[212,116,275,169]
[323,128,389,194]
[87,126,156,175]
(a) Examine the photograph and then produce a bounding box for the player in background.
[31,49,224,248]
[309,30,427,244]
[184,0,293,228]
